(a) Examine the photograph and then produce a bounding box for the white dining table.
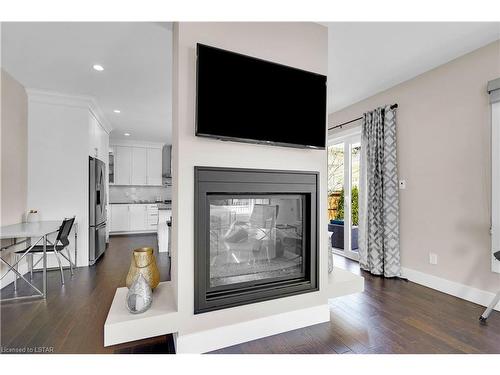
[0,221,65,302]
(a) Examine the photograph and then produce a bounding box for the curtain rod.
[328,103,398,131]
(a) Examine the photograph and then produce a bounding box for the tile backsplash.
[109,185,171,203]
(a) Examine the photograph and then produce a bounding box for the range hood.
[162,145,172,180]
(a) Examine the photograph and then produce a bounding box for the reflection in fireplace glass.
[209,196,304,287]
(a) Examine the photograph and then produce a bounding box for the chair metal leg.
[29,254,33,281]
[14,254,18,291]
[54,250,65,285]
[66,248,74,276]
[480,290,500,323]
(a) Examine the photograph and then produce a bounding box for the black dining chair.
[15,217,76,285]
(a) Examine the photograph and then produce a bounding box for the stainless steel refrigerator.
[89,157,107,265]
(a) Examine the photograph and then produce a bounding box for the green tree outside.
[334,186,359,226]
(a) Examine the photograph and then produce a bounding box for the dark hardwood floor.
[2,239,499,354]
[211,255,500,354]
[1,234,174,354]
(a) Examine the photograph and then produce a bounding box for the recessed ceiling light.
[124,133,131,137]
[92,64,104,71]
[113,109,121,114]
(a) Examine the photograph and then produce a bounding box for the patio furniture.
[328,220,358,250]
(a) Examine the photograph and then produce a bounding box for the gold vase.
[126,247,160,290]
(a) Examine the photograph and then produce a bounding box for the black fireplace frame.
[194,166,319,314]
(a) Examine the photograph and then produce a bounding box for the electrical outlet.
[399,179,406,190]
[429,252,438,265]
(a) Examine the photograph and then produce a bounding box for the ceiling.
[3,22,499,133]
[327,22,500,113]
[1,22,172,143]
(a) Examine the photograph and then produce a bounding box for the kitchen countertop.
[110,201,171,205]
[157,203,172,210]
[0,220,78,240]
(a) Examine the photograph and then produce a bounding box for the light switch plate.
[399,180,406,189]
[429,252,438,265]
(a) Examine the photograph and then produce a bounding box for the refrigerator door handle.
[96,221,106,230]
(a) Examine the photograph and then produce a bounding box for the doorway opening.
[328,130,361,262]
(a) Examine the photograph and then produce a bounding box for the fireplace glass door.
[208,195,305,289]
[195,167,318,314]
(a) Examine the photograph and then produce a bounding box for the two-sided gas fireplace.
[194,167,319,314]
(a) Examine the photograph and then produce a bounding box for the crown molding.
[25,88,112,133]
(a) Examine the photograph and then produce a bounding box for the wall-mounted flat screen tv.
[196,43,327,149]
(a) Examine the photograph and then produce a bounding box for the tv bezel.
[195,43,327,150]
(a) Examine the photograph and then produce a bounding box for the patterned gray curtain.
[358,105,401,277]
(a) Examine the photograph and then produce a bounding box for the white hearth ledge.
[327,266,365,298]
[104,267,364,351]
[104,281,180,347]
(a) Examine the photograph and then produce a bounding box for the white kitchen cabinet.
[115,146,132,185]
[110,204,158,234]
[89,113,99,158]
[158,209,171,253]
[147,204,159,230]
[129,204,147,231]
[131,147,148,185]
[147,148,162,186]
[110,204,130,232]
[89,113,109,162]
[110,142,164,186]
[98,124,108,162]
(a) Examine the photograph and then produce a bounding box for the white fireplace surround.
[105,22,364,353]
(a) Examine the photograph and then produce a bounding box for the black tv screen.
[196,44,327,149]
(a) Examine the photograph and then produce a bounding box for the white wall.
[329,40,500,294]
[27,91,98,267]
[1,69,28,287]
[172,22,329,335]
[1,69,27,226]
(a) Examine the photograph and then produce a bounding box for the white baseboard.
[109,230,156,236]
[402,267,500,312]
[174,304,330,353]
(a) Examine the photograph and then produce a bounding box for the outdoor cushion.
[330,220,344,225]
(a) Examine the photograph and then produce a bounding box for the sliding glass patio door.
[327,132,361,261]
